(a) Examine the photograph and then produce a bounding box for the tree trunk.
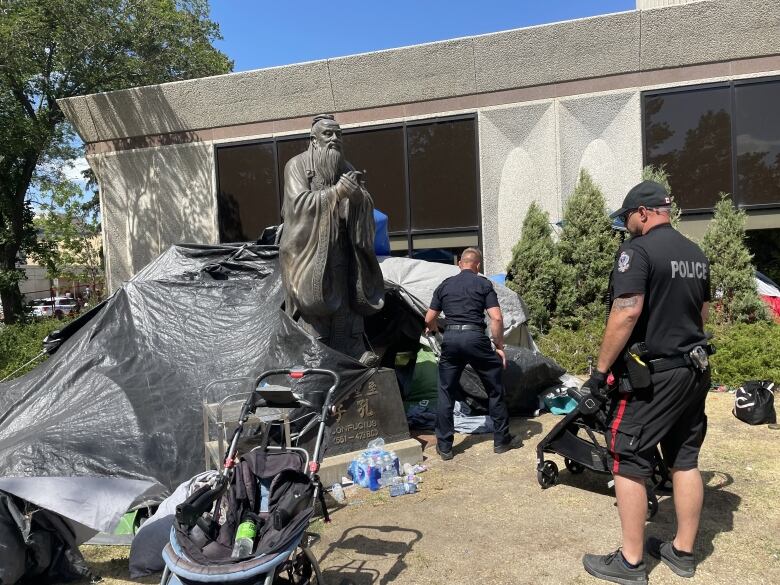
[0,247,25,325]
[0,150,40,324]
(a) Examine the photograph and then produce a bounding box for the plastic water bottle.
[231,519,256,559]
[368,456,382,491]
[380,454,396,487]
[389,451,400,474]
[331,483,346,504]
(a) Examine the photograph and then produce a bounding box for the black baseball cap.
[610,180,672,218]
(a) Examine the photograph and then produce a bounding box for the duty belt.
[647,345,714,373]
[445,324,484,332]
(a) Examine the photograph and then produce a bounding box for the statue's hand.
[336,171,360,198]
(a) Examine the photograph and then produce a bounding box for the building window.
[215,115,480,262]
[642,77,780,213]
[407,118,480,232]
[735,80,780,207]
[215,142,279,242]
[643,85,732,211]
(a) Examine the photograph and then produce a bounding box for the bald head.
[458,247,483,272]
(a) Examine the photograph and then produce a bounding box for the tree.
[505,202,561,335]
[556,169,620,327]
[701,194,769,324]
[0,0,232,323]
[35,172,104,299]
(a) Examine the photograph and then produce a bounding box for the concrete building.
[60,0,780,291]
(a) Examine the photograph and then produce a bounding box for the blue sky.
[210,0,635,72]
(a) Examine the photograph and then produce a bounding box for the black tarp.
[0,243,536,532]
[0,244,371,498]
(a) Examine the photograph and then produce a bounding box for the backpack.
[733,381,776,425]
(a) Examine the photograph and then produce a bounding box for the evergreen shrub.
[536,319,606,375]
[707,321,780,388]
[505,202,560,334]
[555,170,620,327]
[701,194,769,324]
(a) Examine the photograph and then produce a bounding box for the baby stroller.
[535,386,670,519]
[161,367,340,585]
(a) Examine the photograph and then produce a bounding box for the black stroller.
[535,387,670,519]
[161,367,341,585]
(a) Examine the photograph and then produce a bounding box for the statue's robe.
[279,146,385,355]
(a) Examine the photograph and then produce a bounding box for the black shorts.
[605,366,711,478]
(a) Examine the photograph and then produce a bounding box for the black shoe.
[582,550,648,585]
[436,446,453,461]
[647,537,695,578]
[494,434,523,454]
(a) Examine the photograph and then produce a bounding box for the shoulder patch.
[617,250,633,273]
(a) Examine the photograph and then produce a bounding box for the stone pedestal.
[317,368,423,485]
[327,367,412,456]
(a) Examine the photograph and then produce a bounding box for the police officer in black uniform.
[580,181,712,585]
[424,247,522,461]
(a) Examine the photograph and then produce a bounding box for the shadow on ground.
[319,525,422,585]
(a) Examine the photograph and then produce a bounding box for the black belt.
[648,355,692,373]
[445,324,483,332]
[647,345,713,374]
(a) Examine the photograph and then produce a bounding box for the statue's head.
[311,114,343,152]
[310,114,344,185]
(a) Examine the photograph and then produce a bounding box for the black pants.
[436,330,510,451]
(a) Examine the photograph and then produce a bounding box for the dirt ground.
[81,392,780,584]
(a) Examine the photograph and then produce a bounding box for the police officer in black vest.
[424,247,522,461]
[581,181,712,585]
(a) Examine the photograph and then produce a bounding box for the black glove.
[582,370,609,401]
[578,371,609,415]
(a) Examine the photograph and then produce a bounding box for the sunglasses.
[619,208,639,223]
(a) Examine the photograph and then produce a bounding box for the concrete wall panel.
[557,91,642,212]
[328,40,476,111]
[473,12,640,94]
[96,143,217,290]
[640,0,780,70]
[96,150,157,289]
[479,102,558,274]
[155,143,217,247]
[82,62,334,141]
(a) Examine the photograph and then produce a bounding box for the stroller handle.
[254,367,341,409]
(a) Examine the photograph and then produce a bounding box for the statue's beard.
[313,144,343,186]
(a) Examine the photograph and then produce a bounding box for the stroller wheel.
[647,490,659,520]
[537,460,558,489]
[564,458,585,474]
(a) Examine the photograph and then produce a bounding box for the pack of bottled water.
[346,438,400,491]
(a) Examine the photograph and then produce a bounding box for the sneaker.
[436,446,454,461]
[646,537,695,577]
[494,434,523,454]
[582,550,648,585]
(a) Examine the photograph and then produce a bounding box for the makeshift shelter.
[0,245,535,556]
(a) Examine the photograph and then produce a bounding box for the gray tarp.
[379,256,535,348]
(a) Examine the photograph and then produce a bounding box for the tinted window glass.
[735,80,780,206]
[343,127,407,232]
[644,87,732,210]
[216,142,278,241]
[407,119,479,230]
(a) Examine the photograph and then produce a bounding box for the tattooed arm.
[595,293,645,374]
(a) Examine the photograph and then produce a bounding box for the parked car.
[28,297,80,318]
